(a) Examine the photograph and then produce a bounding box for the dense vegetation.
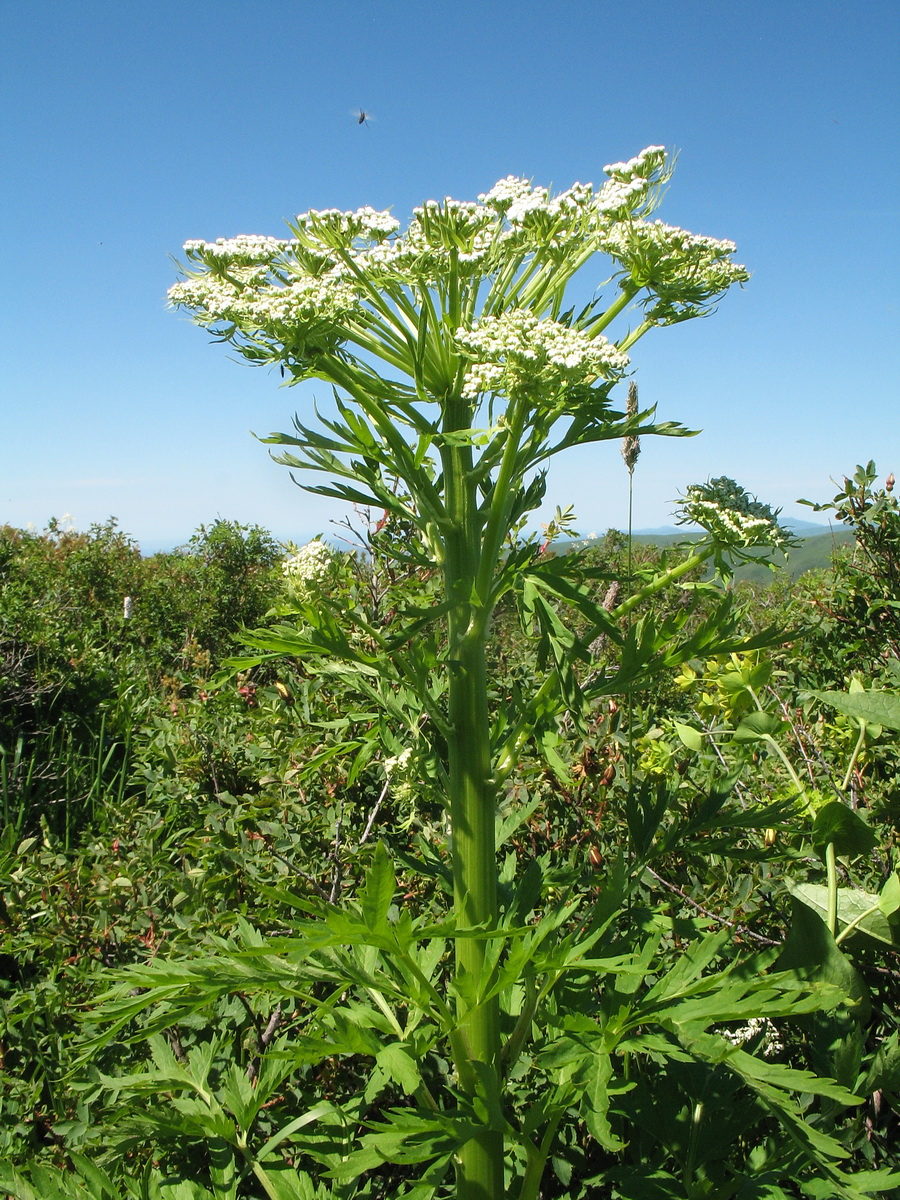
[1,464,898,1199]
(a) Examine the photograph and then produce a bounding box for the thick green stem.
[841,720,867,793]
[611,547,713,624]
[825,841,839,938]
[442,395,504,1200]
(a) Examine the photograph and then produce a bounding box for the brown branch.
[644,866,780,946]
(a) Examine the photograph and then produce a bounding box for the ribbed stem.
[441,396,503,1200]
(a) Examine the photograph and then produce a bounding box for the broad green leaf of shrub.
[812,688,900,731]
[775,898,868,1016]
[787,879,900,948]
[673,720,704,752]
[810,801,877,858]
[732,712,783,742]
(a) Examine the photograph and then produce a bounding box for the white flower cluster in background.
[681,490,791,552]
[383,747,412,777]
[281,539,334,601]
[454,310,630,399]
[383,747,416,808]
[718,1017,785,1057]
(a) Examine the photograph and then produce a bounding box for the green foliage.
[3,512,900,1195]
[799,462,900,683]
[0,518,282,841]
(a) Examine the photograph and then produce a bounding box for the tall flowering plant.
[79,151,875,1200]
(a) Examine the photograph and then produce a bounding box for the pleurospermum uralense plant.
[48,149,897,1200]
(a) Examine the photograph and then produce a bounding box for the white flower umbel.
[678,478,792,554]
[601,219,749,324]
[182,235,293,265]
[168,147,752,388]
[454,310,630,400]
[281,539,334,601]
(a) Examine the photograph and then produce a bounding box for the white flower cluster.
[603,220,741,268]
[383,747,412,777]
[603,145,667,182]
[454,310,630,399]
[182,235,292,264]
[681,491,790,552]
[718,1017,784,1057]
[169,147,750,373]
[601,219,749,319]
[478,176,629,256]
[169,265,360,338]
[281,540,334,600]
[598,146,668,216]
[383,747,416,807]
[293,205,400,244]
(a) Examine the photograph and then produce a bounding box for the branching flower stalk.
[170,147,751,1200]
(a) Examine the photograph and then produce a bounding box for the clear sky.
[2,0,897,552]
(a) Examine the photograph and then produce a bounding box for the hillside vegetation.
[0,462,899,1199]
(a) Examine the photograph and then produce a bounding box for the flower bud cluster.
[357,197,500,279]
[597,145,668,216]
[454,310,630,399]
[293,206,400,245]
[183,235,293,265]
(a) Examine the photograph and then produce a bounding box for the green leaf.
[878,871,900,917]
[775,897,868,1016]
[788,881,900,948]
[859,1031,900,1096]
[812,688,900,731]
[810,802,877,858]
[732,712,783,742]
[673,721,704,752]
[360,841,396,933]
[66,1156,120,1199]
[627,779,671,857]
[375,1043,422,1095]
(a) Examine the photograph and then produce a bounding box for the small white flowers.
[383,747,412,778]
[182,235,292,263]
[383,747,416,807]
[293,205,401,244]
[719,1017,784,1057]
[454,310,630,399]
[601,219,749,323]
[678,478,792,553]
[281,540,334,601]
[169,146,749,389]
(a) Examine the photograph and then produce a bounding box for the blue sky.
[2,0,897,552]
